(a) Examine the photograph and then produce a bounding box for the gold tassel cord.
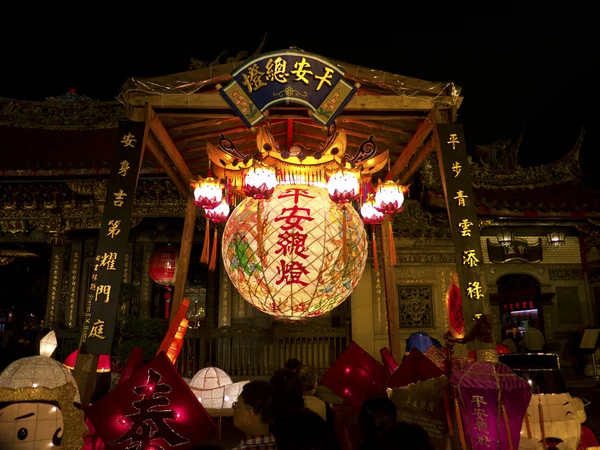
[501,400,514,450]
[209,228,218,271]
[372,228,379,272]
[200,219,210,264]
[387,218,397,266]
[453,388,467,450]
[257,200,263,262]
[524,412,532,439]
[342,205,348,265]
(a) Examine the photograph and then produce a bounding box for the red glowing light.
[345,367,350,374]
[343,388,349,395]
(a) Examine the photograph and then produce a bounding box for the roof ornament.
[45,88,95,104]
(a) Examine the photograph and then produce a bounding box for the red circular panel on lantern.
[149,245,178,286]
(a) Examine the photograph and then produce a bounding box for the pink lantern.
[360,194,384,225]
[192,176,223,209]
[204,200,230,224]
[243,164,278,199]
[374,179,406,214]
[451,359,532,450]
[326,168,360,204]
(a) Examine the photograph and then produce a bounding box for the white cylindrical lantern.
[222,184,368,320]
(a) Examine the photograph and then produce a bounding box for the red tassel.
[200,219,210,264]
[209,228,218,271]
[342,205,348,265]
[372,228,379,272]
[388,219,397,266]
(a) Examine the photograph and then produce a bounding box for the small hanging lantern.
[547,231,565,247]
[243,163,278,200]
[374,179,406,215]
[191,176,223,210]
[360,194,385,272]
[149,244,178,320]
[374,180,406,267]
[497,229,513,246]
[204,200,230,272]
[326,168,360,204]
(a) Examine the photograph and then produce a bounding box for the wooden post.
[72,353,98,408]
[380,215,403,363]
[171,195,197,325]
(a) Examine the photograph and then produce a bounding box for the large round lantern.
[149,244,178,286]
[222,184,368,320]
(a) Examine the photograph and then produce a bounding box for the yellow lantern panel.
[221,184,367,320]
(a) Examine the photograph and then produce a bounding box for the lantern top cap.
[191,176,223,188]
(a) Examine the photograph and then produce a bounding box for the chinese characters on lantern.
[274,188,316,290]
[219,51,359,128]
[437,124,487,309]
[471,395,491,446]
[81,121,145,354]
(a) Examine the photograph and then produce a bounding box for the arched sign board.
[218,50,359,128]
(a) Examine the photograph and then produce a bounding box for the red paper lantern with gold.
[149,245,178,286]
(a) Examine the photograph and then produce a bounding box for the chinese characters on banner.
[45,246,64,324]
[437,124,487,317]
[219,51,359,128]
[80,121,146,354]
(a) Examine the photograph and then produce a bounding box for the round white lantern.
[374,180,405,214]
[244,165,278,199]
[188,367,249,409]
[222,184,368,320]
[326,169,360,204]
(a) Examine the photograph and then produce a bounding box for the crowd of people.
[207,358,434,450]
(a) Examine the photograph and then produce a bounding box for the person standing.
[232,381,277,450]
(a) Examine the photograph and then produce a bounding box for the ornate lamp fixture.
[547,231,565,247]
[374,179,408,265]
[497,229,513,246]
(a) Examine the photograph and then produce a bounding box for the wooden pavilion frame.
[74,51,489,404]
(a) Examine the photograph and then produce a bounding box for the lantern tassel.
[200,219,210,264]
[500,399,514,450]
[387,219,397,266]
[209,228,218,272]
[453,388,467,450]
[372,228,379,272]
[257,200,263,262]
[342,205,348,265]
[444,390,454,437]
[524,412,532,439]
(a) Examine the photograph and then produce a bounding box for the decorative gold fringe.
[453,388,467,450]
[342,205,348,265]
[209,228,218,271]
[524,412,532,439]
[372,229,379,273]
[388,219,397,266]
[501,400,514,450]
[200,219,210,264]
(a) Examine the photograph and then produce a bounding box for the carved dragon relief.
[419,128,585,191]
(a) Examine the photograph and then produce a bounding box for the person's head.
[270,368,304,420]
[528,318,537,328]
[284,358,302,371]
[359,397,397,442]
[233,381,274,436]
[376,422,434,450]
[274,408,328,450]
[296,365,319,395]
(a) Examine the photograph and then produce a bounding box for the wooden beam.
[338,118,412,135]
[397,137,436,185]
[171,194,197,325]
[146,105,194,183]
[388,108,436,180]
[146,134,190,198]
[380,216,402,363]
[168,117,239,134]
[127,92,461,112]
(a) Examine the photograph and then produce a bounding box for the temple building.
[1,54,599,378]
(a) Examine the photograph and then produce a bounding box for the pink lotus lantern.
[202,200,230,272]
[243,164,278,200]
[374,179,406,215]
[205,200,230,224]
[360,193,385,271]
[451,358,531,450]
[326,168,360,204]
[192,176,223,209]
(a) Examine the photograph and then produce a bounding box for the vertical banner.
[45,245,64,325]
[80,121,147,354]
[66,238,82,328]
[437,124,487,319]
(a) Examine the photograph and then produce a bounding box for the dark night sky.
[1,22,599,169]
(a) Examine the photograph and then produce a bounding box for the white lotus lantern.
[192,176,223,210]
[244,164,278,200]
[374,179,406,214]
[188,367,249,410]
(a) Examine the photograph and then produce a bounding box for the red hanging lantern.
[149,244,178,285]
[149,244,178,320]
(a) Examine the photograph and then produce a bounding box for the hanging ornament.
[149,245,178,320]
[374,180,406,266]
[326,168,361,265]
[204,200,230,272]
[360,193,385,271]
[243,163,278,200]
[191,176,223,210]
